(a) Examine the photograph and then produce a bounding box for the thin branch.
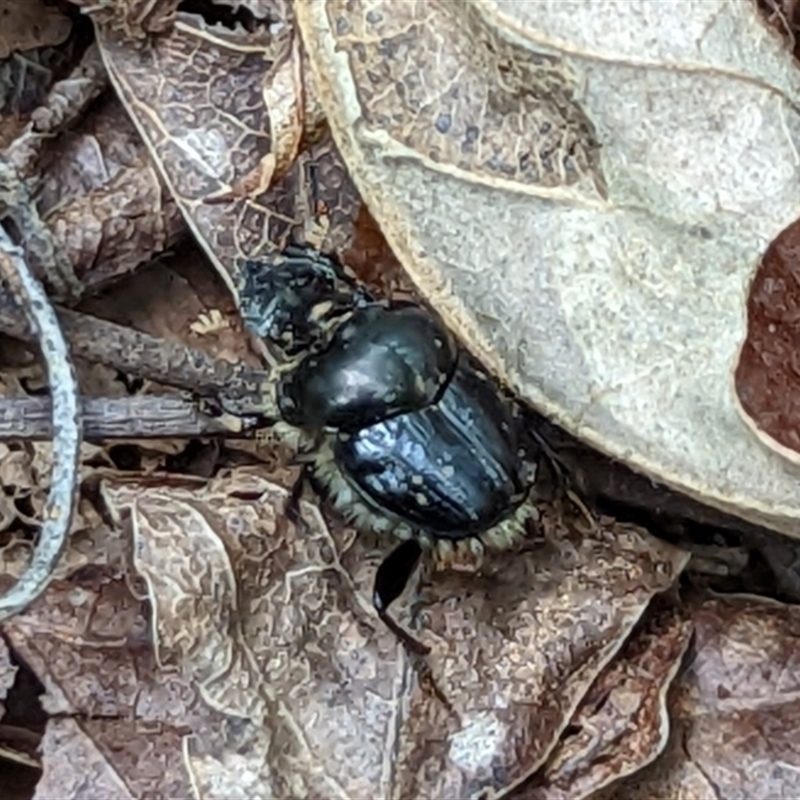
[0,228,81,622]
[0,290,278,419]
[0,395,255,440]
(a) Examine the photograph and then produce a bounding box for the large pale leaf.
[297,0,800,537]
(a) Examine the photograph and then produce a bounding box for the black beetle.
[239,245,533,653]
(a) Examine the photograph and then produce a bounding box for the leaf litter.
[1,1,800,798]
[2,459,687,799]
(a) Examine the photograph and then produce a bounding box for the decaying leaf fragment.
[0,441,114,575]
[5,577,204,800]
[519,601,692,800]
[611,593,800,799]
[1,514,211,799]
[67,0,181,37]
[392,512,688,799]
[101,471,687,799]
[36,717,196,800]
[0,635,15,720]
[102,470,413,799]
[37,96,186,290]
[0,0,72,59]
[1,27,186,294]
[735,217,800,460]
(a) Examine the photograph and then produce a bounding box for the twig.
[0,395,254,440]
[0,228,81,622]
[0,290,278,418]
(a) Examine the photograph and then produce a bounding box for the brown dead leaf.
[611,593,800,799]
[34,717,189,800]
[0,634,33,778]
[0,441,110,545]
[99,470,687,799]
[0,451,687,799]
[93,8,296,288]
[27,84,185,292]
[342,204,415,297]
[38,95,185,291]
[92,6,361,289]
[1,526,216,798]
[101,471,405,800]
[0,1,72,59]
[68,0,181,37]
[2,28,186,294]
[392,516,688,799]
[37,98,141,209]
[518,600,692,800]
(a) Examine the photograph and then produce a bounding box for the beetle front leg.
[285,462,313,529]
[373,538,430,656]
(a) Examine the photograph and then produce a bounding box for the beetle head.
[239,246,370,356]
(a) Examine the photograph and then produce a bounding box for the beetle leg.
[373,539,430,656]
[283,426,331,531]
[284,463,314,533]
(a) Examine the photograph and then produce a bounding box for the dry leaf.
[0,1,72,59]
[37,95,185,290]
[519,601,692,800]
[99,469,687,799]
[0,446,687,799]
[1,25,185,292]
[2,520,208,798]
[67,0,181,37]
[34,717,189,800]
[0,442,108,545]
[735,217,800,460]
[91,7,360,290]
[0,635,15,719]
[611,593,800,799]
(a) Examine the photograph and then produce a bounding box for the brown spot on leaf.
[735,217,800,455]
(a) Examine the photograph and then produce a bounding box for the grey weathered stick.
[0,395,249,440]
[0,228,81,622]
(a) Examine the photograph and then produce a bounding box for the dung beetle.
[239,245,534,653]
